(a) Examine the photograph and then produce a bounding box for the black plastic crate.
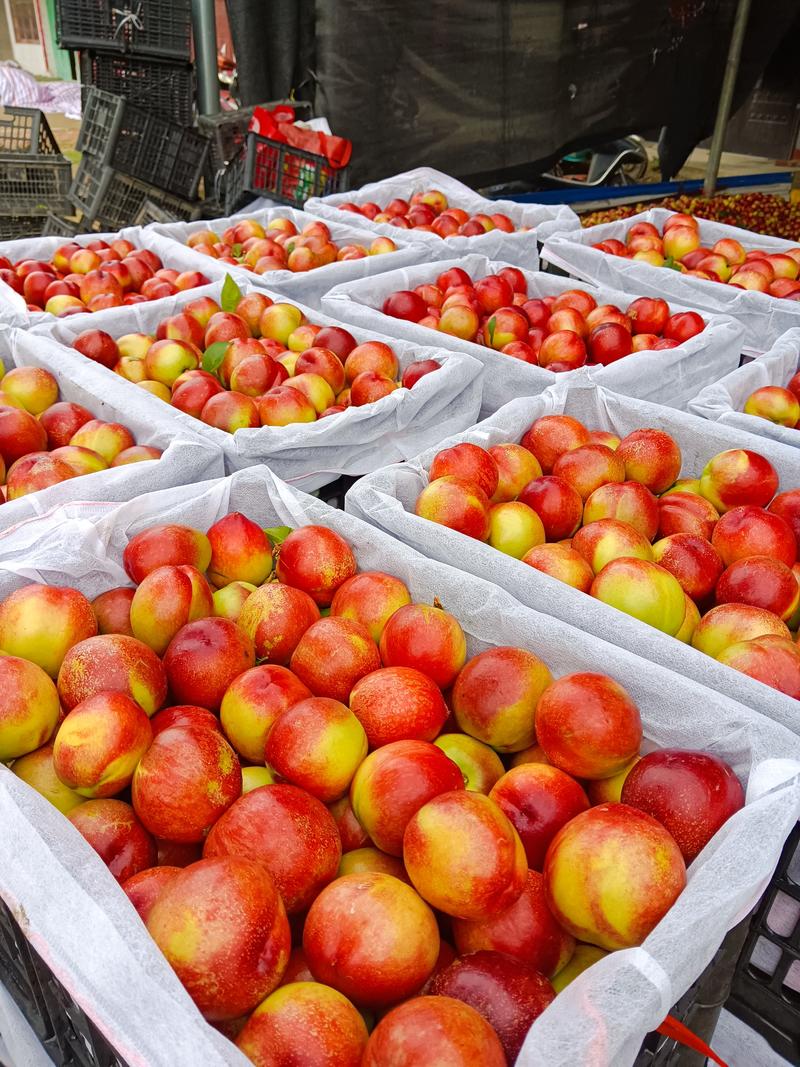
[223,131,349,210]
[0,214,47,240]
[41,213,83,237]
[80,51,194,127]
[69,153,114,219]
[0,896,128,1067]
[111,104,208,199]
[0,106,60,155]
[727,822,800,1064]
[75,87,126,164]
[56,0,191,60]
[96,171,199,231]
[0,155,72,216]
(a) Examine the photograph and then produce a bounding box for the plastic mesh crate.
[75,88,126,164]
[41,213,83,237]
[0,896,129,1067]
[0,156,72,215]
[80,51,194,126]
[110,105,208,199]
[96,171,198,230]
[222,131,349,210]
[727,822,800,1064]
[69,153,114,219]
[0,215,47,240]
[56,0,191,60]
[0,107,60,155]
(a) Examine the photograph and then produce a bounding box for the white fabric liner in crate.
[26,277,484,493]
[0,330,223,533]
[0,227,229,329]
[322,253,745,415]
[688,327,800,451]
[304,165,579,270]
[0,466,798,1067]
[542,207,800,356]
[151,205,431,310]
[346,377,800,730]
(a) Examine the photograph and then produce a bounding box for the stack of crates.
[67,87,207,229]
[55,0,204,227]
[0,108,72,239]
[55,0,194,123]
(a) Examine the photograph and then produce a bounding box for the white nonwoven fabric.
[321,252,744,415]
[688,327,800,450]
[305,165,580,269]
[24,277,484,493]
[151,204,432,310]
[0,467,798,1067]
[542,208,800,355]
[346,376,800,730]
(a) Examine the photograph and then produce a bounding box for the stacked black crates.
[56,0,203,226]
[0,108,72,238]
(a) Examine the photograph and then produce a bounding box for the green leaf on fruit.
[486,316,496,345]
[663,257,681,272]
[319,606,331,618]
[202,341,229,373]
[221,274,243,312]
[231,243,243,258]
[265,525,292,546]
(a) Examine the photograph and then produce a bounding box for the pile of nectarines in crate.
[2,469,795,1066]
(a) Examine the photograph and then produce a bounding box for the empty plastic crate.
[56,0,191,60]
[96,172,198,230]
[79,51,194,126]
[0,156,72,216]
[0,107,61,155]
[41,214,83,237]
[727,823,800,1063]
[0,215,46,240]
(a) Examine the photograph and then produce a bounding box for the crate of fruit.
[24,275,484,493]
[542,208,800,355]
[346,376,800,730]
[153,206,432,310]
[0,464,798,1066]
[0,228,224,328]
[304,166,580,270]
[688,328,800,452]
[322,253,744,415]
[0,325,223,532]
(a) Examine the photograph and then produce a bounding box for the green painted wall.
[42,0,75,80]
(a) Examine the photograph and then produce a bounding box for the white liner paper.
[0,466,798,1067]
[26,278,484,493]
[346,376,800,729]
[542,208,800,355]
[305,166,580,269]
[0,328,223,533]
[322,253,744,414]
[151,205,431,309]
[688,327,800,451]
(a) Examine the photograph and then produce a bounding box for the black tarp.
[225,0,799,186]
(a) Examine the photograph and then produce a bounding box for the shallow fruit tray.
[688,328,800,452]
[346,375,800,730]
[0,228,225,329]
[25,276,484,494]
[304,165,581,270]
[0,327,223,533]
[321,253,744,416]
[152,205,429,311]
[542,209,800,355]
[0,465,798,1065]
